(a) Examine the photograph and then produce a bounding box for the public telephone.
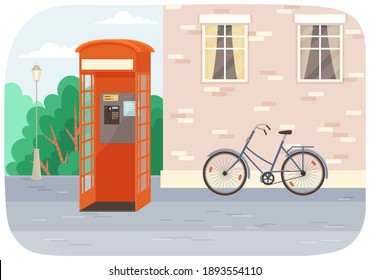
[104,105,120,124]
[100,93,135,144]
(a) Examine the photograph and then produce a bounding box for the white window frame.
[295,14,346,83]
[200,14,250,83]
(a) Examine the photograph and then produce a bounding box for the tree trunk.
[65,103,79,152]
[43,123,68,164]
[29,159,51,176]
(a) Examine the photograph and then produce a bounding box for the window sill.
[202,79,248,83]
[297,79,343,83]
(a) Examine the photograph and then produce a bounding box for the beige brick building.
[161,5,365,189]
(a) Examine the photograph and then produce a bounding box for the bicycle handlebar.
[255,124,271,136]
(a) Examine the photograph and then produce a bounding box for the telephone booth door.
[76,40,154,212]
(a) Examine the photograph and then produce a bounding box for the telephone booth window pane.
[85,92,91,106]
[84,75,91,90]
[140,109,147,124]
[84,109,91,123]
[85,125,91,140]
[140,125,146,140]
[85,158,91,173]
[140,140,147,156]
[140,157,147,173]
[140,74,147,91]
[140,92,146,107]
[85,174,91,191]
[84,141,91,157]
[140,173,147,192]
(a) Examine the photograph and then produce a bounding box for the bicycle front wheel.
[203,151,247,195]
[281,151,325,195]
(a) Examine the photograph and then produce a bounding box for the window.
[295,14,345,82]
[137,73,150,193]
[80,74,95,193]
[200,14,250,82]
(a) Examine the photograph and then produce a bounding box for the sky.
[5,5,163,102]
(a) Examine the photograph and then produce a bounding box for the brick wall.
[162,5,365,188]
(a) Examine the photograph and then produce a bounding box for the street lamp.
[31,64,42,180]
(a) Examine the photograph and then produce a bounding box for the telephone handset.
[104,105,120,124]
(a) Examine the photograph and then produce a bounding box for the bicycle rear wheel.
[281,151,325,195]
[203,151,247,195]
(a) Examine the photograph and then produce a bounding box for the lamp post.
[31,64,42,180]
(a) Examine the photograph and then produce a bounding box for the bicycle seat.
[279,130,292,135]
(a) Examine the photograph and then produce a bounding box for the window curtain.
[213,25,237,79]
[304,25,336,79]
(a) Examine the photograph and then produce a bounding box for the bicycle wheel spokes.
[203,152,247,195]
[281,151,325,195]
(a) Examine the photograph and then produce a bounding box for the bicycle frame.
[226,128,311,176]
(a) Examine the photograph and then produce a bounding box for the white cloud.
[19,42,78,58]
[95,11,158,25]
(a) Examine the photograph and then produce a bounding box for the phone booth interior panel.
[76,40,154,212]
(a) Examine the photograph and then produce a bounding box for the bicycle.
[203,124,328,196]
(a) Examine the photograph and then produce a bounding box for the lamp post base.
[31,149,42,180]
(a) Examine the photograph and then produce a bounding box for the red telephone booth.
[76,39,154,211]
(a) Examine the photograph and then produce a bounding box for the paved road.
[5,176,366,255]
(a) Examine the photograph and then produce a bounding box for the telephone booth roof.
[76,39,154,54]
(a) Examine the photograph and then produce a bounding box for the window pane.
[229,37,245,49]
[140,92,146,107]
[141,141,147,156]
[213,50,225,79]
[231,25,244,36]
[141,157,147,173]
[233,50,245,80]
[85,141,91,157]
[85,158,91,173]
[140,74,147,91]
[85,92,91,106]
[85,125,91,140]
[140,173,147,192]
[321,37,340,48]
[226,50,237,79]
[205,25,218,36]
[321,50,340,79]
[301,25,319,36]
[301,50,319,79]
[85,175,91,191]
[226,37,233,48]
[140,125,147,140]
[84,75,91,90]
[205,37,217,48]
[216,37,224,48]
[84,109,91,123]
[205,50,217,80]
[225,25,232,35]
[216,25,224,35]
[301,37,319,48]
[322,25,340,36]
[140,109,147,124]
